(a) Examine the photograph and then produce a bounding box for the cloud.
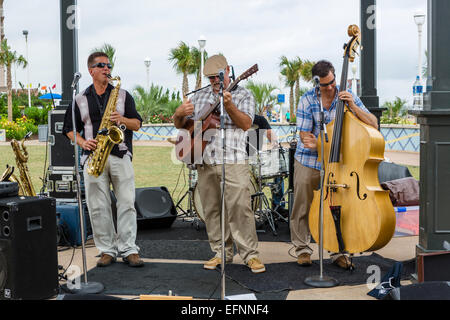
[3,0,427,107]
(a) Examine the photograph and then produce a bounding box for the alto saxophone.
[1,132,36,196]
[86,75,125,177]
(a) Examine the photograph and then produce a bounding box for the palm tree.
[381,97,408,124]
[279,56,298,123]
[133,84,181,123]
[169,42,194,98]
[91,43,117,72]
[0,39,27,121]
[246,81,278,115]
[296,59,315,106]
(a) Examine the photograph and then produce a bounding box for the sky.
[3,0,427,110]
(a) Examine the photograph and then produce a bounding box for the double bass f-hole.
[350,171,367,201]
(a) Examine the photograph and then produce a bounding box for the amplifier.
[56,201,91,246]
[48,109,75,168]
[46,168,84,200]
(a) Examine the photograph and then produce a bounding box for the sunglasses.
[91,62,113,69]
[208,75,220,80]
[319,76,336,87]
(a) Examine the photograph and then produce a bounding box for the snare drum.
[250,147,289,179]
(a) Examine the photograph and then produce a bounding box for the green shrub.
[0,116,38,140]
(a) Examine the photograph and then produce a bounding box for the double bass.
[308,25,396,254]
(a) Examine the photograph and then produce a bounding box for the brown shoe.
[96,253,116,267]
[333,255,355,270]
[123,254,144,268]
[297,253,312,267]
[247,258,266,274]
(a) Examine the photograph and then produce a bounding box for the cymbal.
[167,136,177,145]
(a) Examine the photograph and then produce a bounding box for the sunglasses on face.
[91,62,113,69]
[208,75,220,81]
[319,76,336,87]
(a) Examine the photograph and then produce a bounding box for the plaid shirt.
[295,86,370,170]
[191,85,255,164]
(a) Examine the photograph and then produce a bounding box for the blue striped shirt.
[295,86,370,170]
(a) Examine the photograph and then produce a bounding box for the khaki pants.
[290,160,345,261]
[290,160,320,257]
[197,163,259,264]
[84,155,139,258]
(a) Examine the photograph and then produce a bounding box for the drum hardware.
[174,164,202,230]
[251,147,289,236]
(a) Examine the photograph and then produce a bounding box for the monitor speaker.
[110,187,177,229]
[386,282,450,300]
[417,251,450,282]
[0,197,58,300]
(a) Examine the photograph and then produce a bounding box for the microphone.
[218,69,225,82]
[71,72,82,89]
[313,76,320,87]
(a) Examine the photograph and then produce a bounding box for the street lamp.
[414,10,426,81]
[144,57,151,89]
[198,35,206,87]
[22,30,31,108]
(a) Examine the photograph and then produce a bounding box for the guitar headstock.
[237,64,259,82]
[344,25,361,63]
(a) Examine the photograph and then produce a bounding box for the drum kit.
[169,134,291,234]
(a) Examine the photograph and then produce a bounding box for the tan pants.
[197,163,259,264]
[290,160,320,257]
[290,160,345,261]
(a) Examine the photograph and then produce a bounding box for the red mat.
[395,206,419,237]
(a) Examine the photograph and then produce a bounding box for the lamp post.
[144,57,151,89]
[22,30,31,108]
[414,10,426,81]
[198,35,206,88]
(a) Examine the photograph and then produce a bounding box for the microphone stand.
[66,80,104,295]
[304,84,339,288]
[218,74,227,301]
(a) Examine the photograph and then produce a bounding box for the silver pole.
[68,76,104,294]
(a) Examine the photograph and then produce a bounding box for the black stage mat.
[136,217,291,243]
[86,261,288,300]
[222,253,416,293]
[84,254,414,300]
[136,239,215,261]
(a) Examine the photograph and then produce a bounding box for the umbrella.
[39,93,62,100]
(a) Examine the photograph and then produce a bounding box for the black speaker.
[386,282,450,300]
[135,187,177,228]
[0,197,59,300]
[417,251,450,282]
[378,162,413,184]
[110,187,177,229]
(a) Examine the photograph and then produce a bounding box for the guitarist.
[173,55,266,274]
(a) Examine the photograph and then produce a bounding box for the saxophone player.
[62,52,144,268]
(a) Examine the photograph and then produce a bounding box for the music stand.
[304,83,339,288]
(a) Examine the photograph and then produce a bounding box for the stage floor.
[56,213,419,301]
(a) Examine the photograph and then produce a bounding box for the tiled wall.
[135,124,420,152]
